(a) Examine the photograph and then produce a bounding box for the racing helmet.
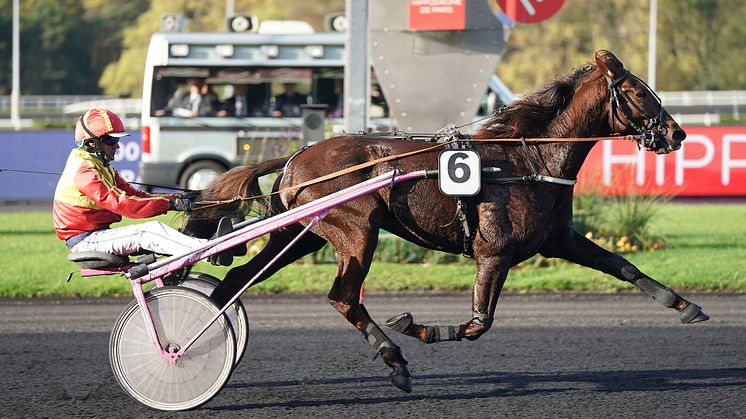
[74,108,130,148]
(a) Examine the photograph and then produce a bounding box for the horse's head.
[595,50,685,154]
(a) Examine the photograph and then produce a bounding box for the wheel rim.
[109,287,235,411]
[186,169,221,190]
[181,273,249,367]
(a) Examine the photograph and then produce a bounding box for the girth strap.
[456,198,473,256]
[444,135,476,256]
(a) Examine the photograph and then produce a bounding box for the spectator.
[269,83,309,117]
[155,78,215,117]
[200,82,221,117]
[218,84,252,117]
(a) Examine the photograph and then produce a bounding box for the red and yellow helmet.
[75,108,129,147]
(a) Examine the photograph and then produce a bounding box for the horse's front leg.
[540,227,709,324]
[386,254,512,343]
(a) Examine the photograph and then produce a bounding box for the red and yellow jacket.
[53,148,174,240]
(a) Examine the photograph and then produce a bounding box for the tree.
[499,0,651,93]
[657,0,746,90]
[20,0,100,94]
[82,0,150,89]
[498,0,746,93]
[0,0,96,94]
[2,0,744,97]
[0,0,11,94]
[0,0,148,95]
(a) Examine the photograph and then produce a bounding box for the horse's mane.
[476,63,599,139]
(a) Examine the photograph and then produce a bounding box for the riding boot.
[230,217,248,257]
[208,217,234,266]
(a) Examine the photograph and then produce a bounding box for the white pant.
[70,221,207,256]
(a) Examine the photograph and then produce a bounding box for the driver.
[53,108,234,265]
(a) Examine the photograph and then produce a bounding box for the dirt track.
[2,292,745,418]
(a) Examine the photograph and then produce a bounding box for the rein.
[0,168,194,192]
[194,134,639,211]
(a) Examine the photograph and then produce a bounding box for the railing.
[658,91,745,122]
[0,95,141,118]
[1,91,745,121]
[658,91,746,107]
[62,98,142,117]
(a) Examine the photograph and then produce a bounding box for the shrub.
[572,192,670,253]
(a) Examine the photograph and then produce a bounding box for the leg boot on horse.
[540,228,709,324]
[387,223,513,345]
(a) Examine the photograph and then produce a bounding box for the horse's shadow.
[214,367,746,411]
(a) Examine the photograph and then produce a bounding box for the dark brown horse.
[186,50,706,393]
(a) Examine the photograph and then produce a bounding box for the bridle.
[606,70,671,153]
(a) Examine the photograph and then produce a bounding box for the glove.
[169,198,194,212]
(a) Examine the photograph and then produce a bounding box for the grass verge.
[0,204,743,297]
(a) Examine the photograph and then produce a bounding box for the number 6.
[438,150,481,196]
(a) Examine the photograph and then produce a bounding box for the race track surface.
[2,292,745,418]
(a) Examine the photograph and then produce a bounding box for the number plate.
[438,150,481,196]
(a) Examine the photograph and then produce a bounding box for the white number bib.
[438,150,481,196]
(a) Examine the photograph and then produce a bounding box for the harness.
[433,126,577,256]
[440,129,478,255]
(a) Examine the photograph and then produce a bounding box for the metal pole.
[647,0,657,90]
[226,0,234,17]
[11,0,21,131]
[344,0,369,133]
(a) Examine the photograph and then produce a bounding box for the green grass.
[0,204,744,297]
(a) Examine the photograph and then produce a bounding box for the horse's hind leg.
[387,254,512,343]
[210,227,327,306]
[541,228,709,323]
[324,226,413,393]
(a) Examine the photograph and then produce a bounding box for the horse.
[185,50,706,393]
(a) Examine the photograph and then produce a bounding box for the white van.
[140,28,512,190]
[141,30,383,190]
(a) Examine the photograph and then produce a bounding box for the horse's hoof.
[389,366,412,393]
[680,302,710,324]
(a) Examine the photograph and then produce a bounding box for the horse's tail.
[186,157,289,231]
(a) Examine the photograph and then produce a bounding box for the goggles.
[100,135,119,146]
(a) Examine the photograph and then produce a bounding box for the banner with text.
[409,0,466,30]
[577,126,746,196]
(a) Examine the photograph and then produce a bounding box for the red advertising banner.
[576,126,746,196]
[409,0,466,31]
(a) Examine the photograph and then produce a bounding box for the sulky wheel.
[181,272,250,367]
[109,287,235,411]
